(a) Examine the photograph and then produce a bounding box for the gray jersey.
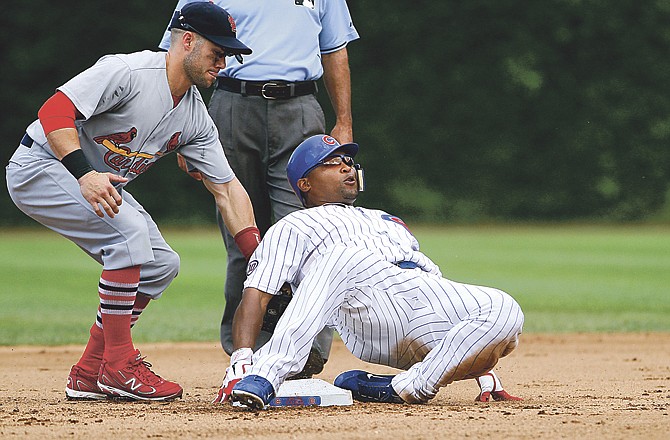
[25,51,233,186]
[6,50,235,286]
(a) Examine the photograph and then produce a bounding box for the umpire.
[159,0,359,378]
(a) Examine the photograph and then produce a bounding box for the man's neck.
[165,52,190,97]
[308,201,353,208]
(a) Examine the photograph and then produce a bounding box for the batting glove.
[475,371,523,402]
[212,347,253,404]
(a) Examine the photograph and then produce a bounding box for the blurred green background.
[1,2,669,344]
[2,0,670,225]
[1,225,668,345]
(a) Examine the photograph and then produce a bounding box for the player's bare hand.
[213,347,253,404]
[78,171,128,218]
[177,153,202,181]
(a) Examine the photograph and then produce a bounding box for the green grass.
[1,225,668,345]
[0,228,229,346]
[417,224,670,333]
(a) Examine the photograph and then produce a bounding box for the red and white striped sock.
[94,293,151,330]
[99,266,140,368]
[131,294,152,328]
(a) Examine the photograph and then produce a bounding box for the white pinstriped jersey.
[245,203,524,403]
[244,203,441,295]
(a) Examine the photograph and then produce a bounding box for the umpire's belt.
[216,77,318,100]
[20,133,33,148]
[395,261,418,269]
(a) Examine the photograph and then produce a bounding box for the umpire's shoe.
[231,375,275,409]
[334,370,405,404]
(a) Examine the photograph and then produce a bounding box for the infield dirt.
[1,333,668,439]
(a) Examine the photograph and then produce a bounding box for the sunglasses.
[303,154,356,178]
[319,154,355,167]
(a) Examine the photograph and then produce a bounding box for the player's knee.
[495,291,524,332]
[140,249,180,297]
[490,296,524,358]
[508,296,524,334]
[160,249,181,281]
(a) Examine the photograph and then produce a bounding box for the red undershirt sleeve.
[37,91,80,135]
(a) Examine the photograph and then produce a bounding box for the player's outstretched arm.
[203,177,260,259]
[202,177,256,236]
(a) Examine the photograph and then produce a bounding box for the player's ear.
[297,178,311,194]
[182,31,196,50]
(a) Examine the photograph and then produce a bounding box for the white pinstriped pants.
[250,245,524,403]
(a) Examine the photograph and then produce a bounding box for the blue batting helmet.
[287,134,359,206]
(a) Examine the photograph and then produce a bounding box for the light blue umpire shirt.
[159,0,359,82]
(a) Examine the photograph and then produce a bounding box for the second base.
[269,379,353,407]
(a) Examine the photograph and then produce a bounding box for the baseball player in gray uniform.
[220,135,524,408]
[159,1,359,380]
[5,2,259,401]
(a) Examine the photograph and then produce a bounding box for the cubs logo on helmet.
[322,135,337,145]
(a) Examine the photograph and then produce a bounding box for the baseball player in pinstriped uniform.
[159,1,359,380]
[217,134,524,408]
[6,3,260,401]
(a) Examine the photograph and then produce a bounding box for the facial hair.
[183,38,212,89]
[340,182,358,204]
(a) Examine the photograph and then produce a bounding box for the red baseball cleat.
[475,371,523,402]
[97,350,183,401]
[66,365,108,400]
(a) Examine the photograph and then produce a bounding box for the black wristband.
[61,149,94,179]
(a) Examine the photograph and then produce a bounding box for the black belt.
[396,261,418,269]
[216,77,317,99]
[21,133,33,148]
